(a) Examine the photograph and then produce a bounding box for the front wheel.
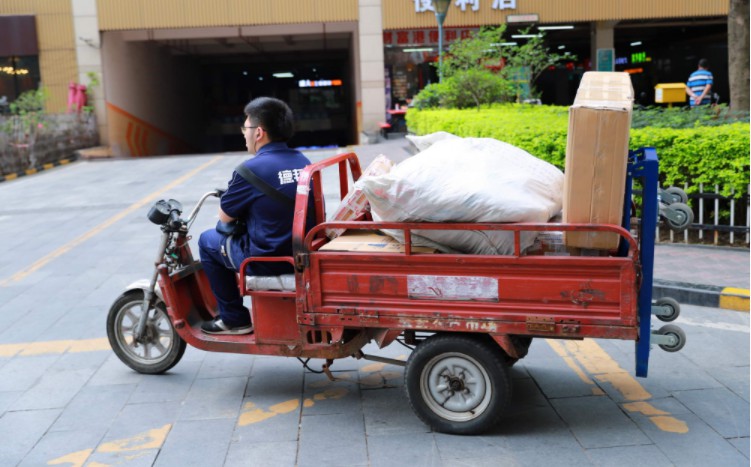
[106,289,186,374]
[404,334,511,435]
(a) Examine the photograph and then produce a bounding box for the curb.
[653,279,750,312]
[0,155,78,183]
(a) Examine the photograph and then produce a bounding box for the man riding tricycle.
[107,98,686,435]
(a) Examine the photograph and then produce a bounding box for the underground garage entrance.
[102,25,358,156]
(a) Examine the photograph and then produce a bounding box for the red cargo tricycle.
[107,148,686,434]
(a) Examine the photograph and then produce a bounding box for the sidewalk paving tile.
[298,413,368,467]
[178,376,247,421]
[727,437,750,459]
[367,432,440,467]
[0,390,21,417]
[585,444,673,467]
[154,418,236,467]
[495,406,586,451]
[86,448,160,466]
[0,354,59,392]
[232,394,302,443]
[10,367,97,411]
[442,445,595,467]
[672,387,750,438]
[99,401,182,442]
[18,428,103,467]
[196,352,255,380]
[50,383,136,433]
[361,387,429,436]
[302,370,362,416]
[0,408,61,466]
[128,360,200,404]
[704,366,750,402]
[224,440,298,467]
[550,395,652,448]
[88,354,146,386]
[630,412,748,466]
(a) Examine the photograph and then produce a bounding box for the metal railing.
[658,184,750,247]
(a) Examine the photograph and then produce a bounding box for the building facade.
[0,0,730,156]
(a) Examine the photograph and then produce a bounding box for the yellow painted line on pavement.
[47,424,172,466]
[547,338,688,434]
[0,337,110,357]
[0,156,223,286]
[719,287,750,312]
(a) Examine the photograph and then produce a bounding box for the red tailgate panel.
[306,252,638,330]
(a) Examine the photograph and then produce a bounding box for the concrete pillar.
[71,0,107,144]
[358,0,386,144]
[590,20,618,71]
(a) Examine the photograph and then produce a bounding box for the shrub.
[406,105,750,196]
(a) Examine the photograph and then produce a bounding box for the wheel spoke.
[153,341,167,354]
[123,309,139,325]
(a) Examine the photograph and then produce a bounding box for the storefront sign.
[631,51,651,63]
[298,79,342,88]
[384,28,479,46]
[414,0,516,13]
[596,48,614,72]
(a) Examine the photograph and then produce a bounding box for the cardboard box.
[319,230,436,253]
[563,72,634,250]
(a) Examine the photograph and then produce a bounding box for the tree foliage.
[413,26,572,109]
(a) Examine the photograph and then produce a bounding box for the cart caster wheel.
[404,334,511,435]
[664,187,688,204]
[106,290,186,374]
[663,203,693,232]
[656,324,687,353]
[654,297,681,322]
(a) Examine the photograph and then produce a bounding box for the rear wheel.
[404,334,511,435]
[106,289,186,374]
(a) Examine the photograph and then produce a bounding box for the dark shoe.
[201,317,253,335]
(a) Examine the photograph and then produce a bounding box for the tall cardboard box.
[563,72,634,250]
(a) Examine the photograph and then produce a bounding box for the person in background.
[685,58,713,107]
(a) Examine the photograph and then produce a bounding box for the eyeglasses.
[240,125,259,133]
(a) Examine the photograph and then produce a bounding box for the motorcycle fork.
[134,231,171,342]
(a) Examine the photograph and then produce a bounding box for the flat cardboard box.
[563,72,634,250]
[319,230,436,253]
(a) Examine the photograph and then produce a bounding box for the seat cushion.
[245,274,296,292]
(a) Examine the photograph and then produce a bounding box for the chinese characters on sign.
[414,0,516,12]
[384,28,480,46]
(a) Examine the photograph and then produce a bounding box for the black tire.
[106,289,186,374]
[665,203,693,232]
[655,297,680,322]
[657,324,687,353]
[404,334,511,435]
[664,187,688,204]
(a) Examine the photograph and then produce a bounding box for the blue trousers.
[198,229,251,327]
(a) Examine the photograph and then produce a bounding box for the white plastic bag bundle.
[358,133,564,255]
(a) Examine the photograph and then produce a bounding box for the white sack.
[406,131,460,152]
[358,134,564,255]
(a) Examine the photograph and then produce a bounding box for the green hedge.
[406,105,750,196]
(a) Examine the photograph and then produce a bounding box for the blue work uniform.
[198,142,314,327]
[686,69,713,106]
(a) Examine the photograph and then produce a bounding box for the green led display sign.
[631,52,650,64]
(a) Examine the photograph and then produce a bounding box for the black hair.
[244,97,295,142]
[698,58,709,69]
